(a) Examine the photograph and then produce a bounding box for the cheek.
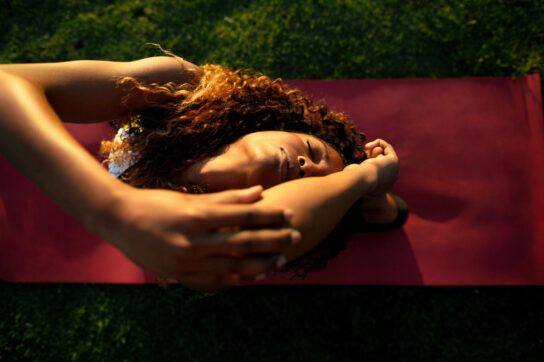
[330,153,345,172]
[256,162,280,188]
[329,164,344,174]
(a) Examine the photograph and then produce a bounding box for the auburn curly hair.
[100,61,367,279]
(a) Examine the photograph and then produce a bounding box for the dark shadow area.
[1,283,544,360]
[402,187,466,222]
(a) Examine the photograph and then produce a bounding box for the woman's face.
[176,131,345,191]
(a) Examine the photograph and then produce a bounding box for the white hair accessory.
[107,127,139,177]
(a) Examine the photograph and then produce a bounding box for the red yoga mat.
[1,74,543,285]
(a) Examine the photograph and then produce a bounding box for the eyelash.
[306,140,314,160]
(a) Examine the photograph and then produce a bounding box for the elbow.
[0,71,43,112]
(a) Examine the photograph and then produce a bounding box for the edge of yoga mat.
[1,74,542,286]
[255,74,544,286]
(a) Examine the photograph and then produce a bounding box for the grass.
[2,284,544,361]
[1,0,543,360]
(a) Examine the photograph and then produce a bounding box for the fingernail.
[276,255,287,268]
[284,209,294,221]
[254,273,267,281]
[290,230,301,244]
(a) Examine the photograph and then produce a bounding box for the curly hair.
[100,62,367,279]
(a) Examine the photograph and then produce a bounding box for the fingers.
[365,139,397,158]
[365,139,388,150]
[194,228,301,255]
[203,204,293,230]
[364,139,378,149]
[365,140,385,158]
[163,230,296,289]
[200,185,264,204]
[370,146,384,158]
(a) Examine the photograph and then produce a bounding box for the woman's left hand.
[365,141,385,159]
[344,138,399,196]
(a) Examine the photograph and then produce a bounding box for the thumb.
[204,185,264,204]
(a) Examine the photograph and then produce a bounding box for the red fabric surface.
[1,74,543,285]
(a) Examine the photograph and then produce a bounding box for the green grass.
[2,284,544,361]
[1,0,544,360]
[1,0,542,77]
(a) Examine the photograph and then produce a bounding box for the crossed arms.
[0,57,397,291]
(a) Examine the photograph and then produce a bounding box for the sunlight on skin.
[175,131,345,191]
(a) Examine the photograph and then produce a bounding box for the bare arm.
[0,56,201,225]
[0,56,202,123]
[0,62,295,287]
[257,166,375,261]
[257,139,400,263]
[0,70,122,226]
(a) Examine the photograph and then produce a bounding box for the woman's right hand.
[93,185,298,291]
[0,65,295,293]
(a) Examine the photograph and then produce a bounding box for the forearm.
[257,165,376,261]
[0,71,127,232]
[0,56,202,123]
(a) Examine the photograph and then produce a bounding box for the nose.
[297,155,324,177]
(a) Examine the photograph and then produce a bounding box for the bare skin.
[0,57,403,292]
[176,131,345,191]
[257,138,400,264]
[0,58,297,287]
[178,143,401,292]
[162,130,402,291]
[359,140,402,224]
[176,131,400,226]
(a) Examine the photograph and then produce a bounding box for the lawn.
[1,0,543,360]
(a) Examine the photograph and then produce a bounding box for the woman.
[102,56,406,288]
[0,55,405,292]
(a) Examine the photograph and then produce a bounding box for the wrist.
[82,178,132,245]
[343,162,378,197]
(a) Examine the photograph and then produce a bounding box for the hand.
[366,144,385,158]
[344,139,399,197]
[94,185,298,291]
[362,139,399,195]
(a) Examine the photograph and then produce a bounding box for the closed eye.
[306,140,314,160]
